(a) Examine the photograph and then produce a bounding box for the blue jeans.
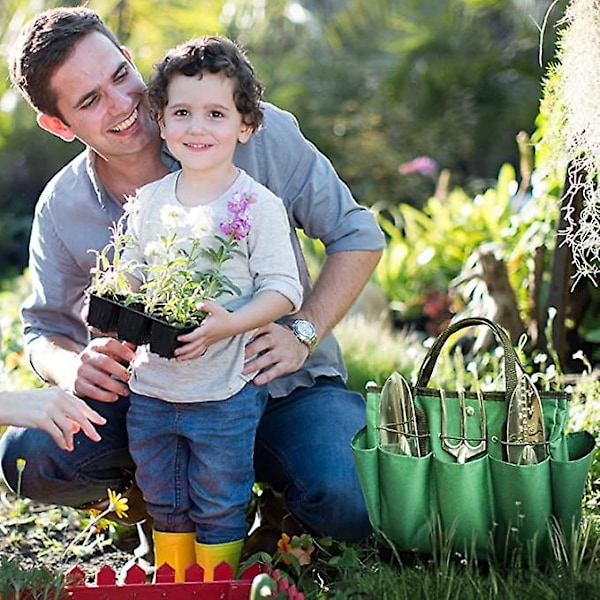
[0,376,371,541]
[127,385,267,543]
[255,377,370,540]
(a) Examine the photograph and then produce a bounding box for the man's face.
[48,31,158,159]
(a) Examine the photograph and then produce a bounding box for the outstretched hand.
[3,388,106,451]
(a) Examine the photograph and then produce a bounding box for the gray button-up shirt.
[22,102,386,398]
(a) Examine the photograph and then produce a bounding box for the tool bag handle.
[415,317,524,401]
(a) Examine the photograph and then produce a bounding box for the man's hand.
[243,323,309,385]
[70,338,136,402]
[241,251,382,386]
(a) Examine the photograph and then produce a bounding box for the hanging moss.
[541,0,600,284]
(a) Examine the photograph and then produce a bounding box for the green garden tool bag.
[351,317,596,563]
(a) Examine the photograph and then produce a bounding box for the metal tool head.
[378,372,426,456]
[506,372,546,465]
[439,389,487,463]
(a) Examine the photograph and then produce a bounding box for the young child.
[121,36,303,581]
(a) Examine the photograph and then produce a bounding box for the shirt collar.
[85,149,119,209]
[161,141,180,172]
[85,143,181,208]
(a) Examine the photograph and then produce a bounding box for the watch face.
[291,319,317,350]
[296,320,314,338]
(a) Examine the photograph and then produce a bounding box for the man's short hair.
[9,7,122,120]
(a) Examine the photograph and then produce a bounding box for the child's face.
[159,72,252,172]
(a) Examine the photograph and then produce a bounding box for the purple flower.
[227,192,251,215]
[220,192,255,240]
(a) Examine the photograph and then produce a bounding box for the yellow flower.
[64,489,128,561]
[93,518,113,534]
[276,533,315,566]
[106,488,129,519]
[5,350,24,371]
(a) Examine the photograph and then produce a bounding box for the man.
[0,7,384,543]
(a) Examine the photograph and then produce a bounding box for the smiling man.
[0,6,385,547]
[36,30,170,211]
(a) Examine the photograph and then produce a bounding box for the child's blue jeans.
[127,383,267,543]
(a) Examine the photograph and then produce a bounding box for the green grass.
[252,525,600,599]
[0,270,43,393]
[0,555,67,599]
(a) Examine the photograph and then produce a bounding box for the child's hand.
[174,300,236,361]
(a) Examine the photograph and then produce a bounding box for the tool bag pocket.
[352,317,596,563]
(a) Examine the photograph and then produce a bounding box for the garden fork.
[439,389,487,463]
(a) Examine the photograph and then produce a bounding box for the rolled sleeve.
[234,103,386,255]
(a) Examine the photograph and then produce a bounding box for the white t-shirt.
[123,169,302,402]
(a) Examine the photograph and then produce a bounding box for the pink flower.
[398,156,438,177]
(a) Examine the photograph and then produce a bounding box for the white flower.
[187,206,212,239]
[160,205,188,230]
[144,240,164,259]
[123,196,141,217]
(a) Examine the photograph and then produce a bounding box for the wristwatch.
[288,319,318,354]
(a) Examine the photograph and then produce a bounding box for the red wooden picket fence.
[64,561,263,599]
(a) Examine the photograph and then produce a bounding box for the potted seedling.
[140,210,245,358]
[86,214,145,335]
[86,191,252,358]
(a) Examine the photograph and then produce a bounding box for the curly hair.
[9,7,122,120]
[147,36,264,131]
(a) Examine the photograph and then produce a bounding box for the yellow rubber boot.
[194,539,244,582]
[153,530,197,582]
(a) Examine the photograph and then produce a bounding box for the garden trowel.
[505,372,546,465]
[378,372,426,456]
